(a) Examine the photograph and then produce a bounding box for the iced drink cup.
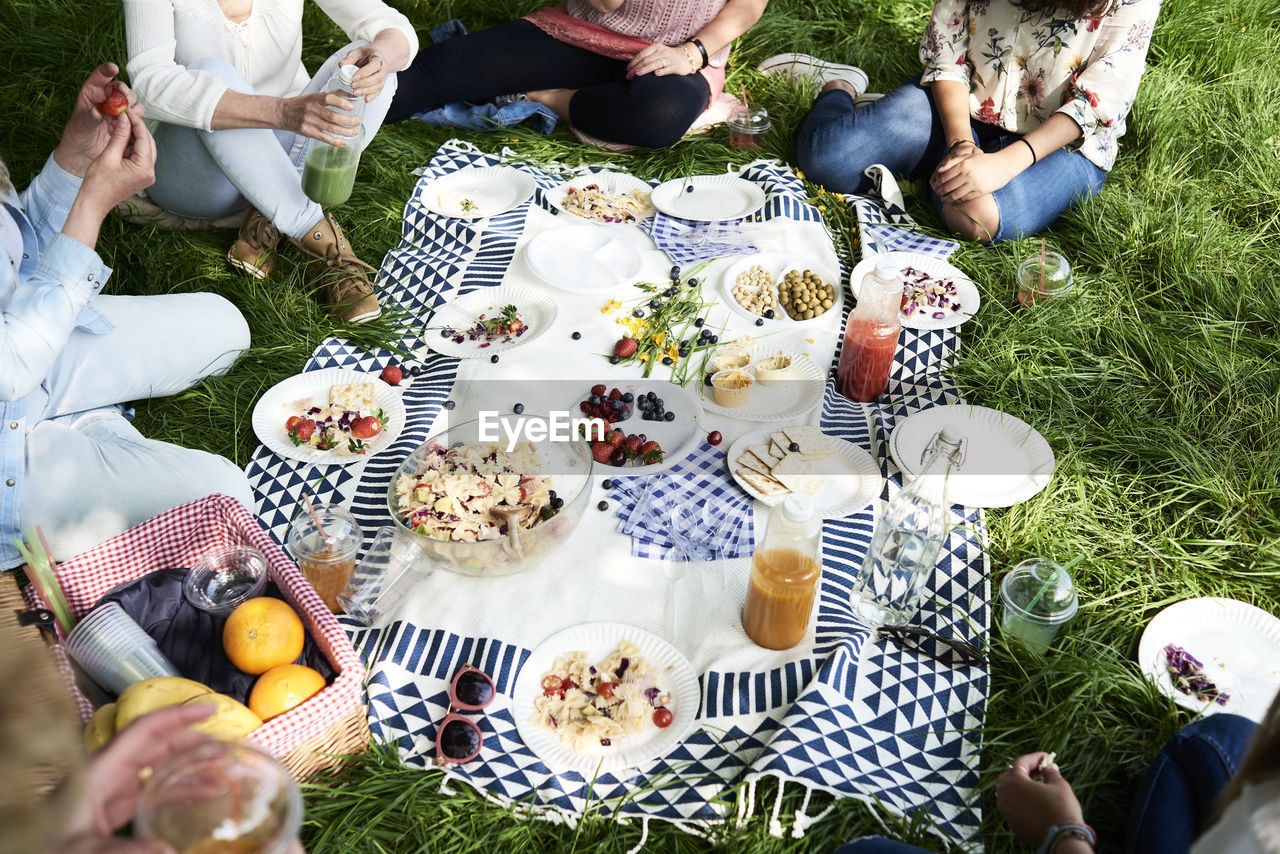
[286,505,363,613]
[1000,558,1078,654]
[728,106,771,149]
[1016,251,1073,306]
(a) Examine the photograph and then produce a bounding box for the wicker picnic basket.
[23,493,370,779]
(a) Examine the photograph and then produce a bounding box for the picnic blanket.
[244,140,988,849]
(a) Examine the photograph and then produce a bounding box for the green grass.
[3,0,1280,849]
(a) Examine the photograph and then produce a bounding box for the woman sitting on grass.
[123,0,419,322]
[385,0,768,149]
[778,0,1161,243]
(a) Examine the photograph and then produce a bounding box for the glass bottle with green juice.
[301,64,364,208]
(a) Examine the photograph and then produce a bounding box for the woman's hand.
[77,107,156,216]
[279,92,361,145]
[931,145,1026,204]
[339,45,389,103]
[995,753,1086,847]
[54,62,141,178]
[627,43,699,78]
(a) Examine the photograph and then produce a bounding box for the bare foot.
[526,88,576,121]
[820,79,860,98]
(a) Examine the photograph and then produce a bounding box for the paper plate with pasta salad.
[512,622,699,774]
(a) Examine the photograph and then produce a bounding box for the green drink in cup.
[302,141,361,208]
[1000,557,1080,654]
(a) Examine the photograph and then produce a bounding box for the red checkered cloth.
[23,494,365,761]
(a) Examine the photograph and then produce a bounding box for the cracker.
[769,439,789,460]
[736,467,789,496]
[330,382,376,413]
[782,425,833,457]
[737,450,776,478]
[771,455,826,497]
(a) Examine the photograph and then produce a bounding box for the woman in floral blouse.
[781,0,1161,242]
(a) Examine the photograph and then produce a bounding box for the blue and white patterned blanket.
[245,140,988,848]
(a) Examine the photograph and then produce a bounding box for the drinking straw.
[1023,554,1084,615]
[740,83,750,116]
[1040,237,1046,293]
[14,527,75,635]
[303,494,335,555]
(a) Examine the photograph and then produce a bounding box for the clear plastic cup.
[64,602,180,694]
[1016,251,1074,305]
[286,505,363,614]
[728,106,771,149]
[337,527,432,625]
[1000,558,1078,654]
[136,741,302,854]
[183,544,269,616]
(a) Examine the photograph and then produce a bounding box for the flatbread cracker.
[736,468,789,496]
[737,450,776,478]
[769,439,789,460]
[330,382,376,412]
[746,444,775,464]
[771,455,826,497]
[782,425,833,457]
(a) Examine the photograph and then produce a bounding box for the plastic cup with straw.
[1016,240,1074,305]
[1000,554,1083,654]
[286,497,363,613]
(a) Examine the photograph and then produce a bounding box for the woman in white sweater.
[124,0,418,323]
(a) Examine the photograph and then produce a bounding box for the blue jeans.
[832,714,1256,854]
[795,79,1106,243]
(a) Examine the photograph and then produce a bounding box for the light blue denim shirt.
[1,154,112,567]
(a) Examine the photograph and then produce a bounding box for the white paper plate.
[545,172,655,224]
[697,346,825,422]
[720,253,844,327]
[726,428,880,518]
[422,284,557,359]
[571,381,703,474]
[889,405,1055,509]
[650,175,766,222]
[512,622,700,774]
[251,368,406,465]
[849,251,980,330]
[524,226,643,295]
[419,167,536,219]
[1138,597,1280,722]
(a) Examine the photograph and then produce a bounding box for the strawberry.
[577,417,608,441]
[590,442,615,464]
[351,416,382,439]
[289,418,315,444]
[590,384,607,397]
[639,440,663,464]
[285,415,301,431]
[623,435,643,455]
[98,87,129,118]
[613,338,638,358]
[381,365,403,386]
[604,429,625,448]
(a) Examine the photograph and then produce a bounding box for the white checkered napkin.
[22,494,365,761]
[607,444,754,560]
[641,211,759,266]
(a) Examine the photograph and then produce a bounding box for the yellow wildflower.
[796,169,806,180]
[653,332,666,348]
[638,353,650,362]
[667,345,679,362]
[807,338,814,344]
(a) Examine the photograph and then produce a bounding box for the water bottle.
[301,64,365,208]
[837,258,903,402]
[742,495,823,650]
[853,425,964,624]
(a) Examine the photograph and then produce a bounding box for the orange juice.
[742,547,821,650]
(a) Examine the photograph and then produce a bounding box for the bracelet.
[1035,823,1096,854]
[681,43,699,74]
[947,138,975,153]
[1018,136,1038,165]
[690,37,710,69]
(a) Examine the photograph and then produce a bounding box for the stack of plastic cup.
[64,602,180,694]
[337,527,432,625]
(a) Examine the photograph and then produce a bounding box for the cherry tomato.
[596,681,616,699]
[652,707,673,728]
[286,416,301,431]
[541,675,563,695]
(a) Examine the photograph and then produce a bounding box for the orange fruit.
[222,597,305,675]
[248,664,326,721]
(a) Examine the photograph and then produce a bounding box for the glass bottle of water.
[853,424,964,624]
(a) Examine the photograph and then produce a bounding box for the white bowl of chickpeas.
[720,253,843,327]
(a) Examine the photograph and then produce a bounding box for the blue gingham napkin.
[607,444,754,560]
[641,211,759,266]
[850,164,959,259]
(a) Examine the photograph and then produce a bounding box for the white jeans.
[147,42,398,240]
[23,293,253,561]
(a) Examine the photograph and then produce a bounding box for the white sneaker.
[757,53,869,95]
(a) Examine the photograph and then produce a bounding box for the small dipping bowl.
[712,368,754,408]
[754,352,793,386]
[183,545,269,616]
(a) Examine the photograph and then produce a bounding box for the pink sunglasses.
[435,665,495,765]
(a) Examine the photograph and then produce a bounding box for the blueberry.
[649,298,660,309]
[440,329,451,338]
[409,365,422,377]
[663,411,675,422]
[571,331,582,340]
[699,328,712,340]
[662,356,673,365]
[620,407,630,419]
[513,403,525,414]
[694,318,705,328]
[678,348,690,358]
[490,354,500,363]
[598,500,609,511]
[705,373,714,385]
[655,398,664,408]
[589,394,601,406]
[610,355,621,365]
[647,392,658,402]
[670,265,680,278]
[788,442,800,452]
[633,308,644,318]
[611,399,622,410]
[664,288,677,298]
[680,339,690,349]
[755,317,765,326]
[622,392,634,403]
[548,490,558,500]
[639,433,647,441]
[551,496,564,509]
[708,334,719,344]
[687,278,699,287]
[602,479,614,489]
[641,412,652,421]
[685,184,694,193]
[764,309,775,319]
[444,400,457,410]
[540,505,554,519]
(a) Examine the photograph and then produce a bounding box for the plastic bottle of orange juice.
[742,495,822,650]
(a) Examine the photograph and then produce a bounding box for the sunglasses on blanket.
[435,665,495,765]
[878,625,988,668]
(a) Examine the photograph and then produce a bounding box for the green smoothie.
[302,144,359,207]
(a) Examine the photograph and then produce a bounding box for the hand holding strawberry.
[54,63,141,179]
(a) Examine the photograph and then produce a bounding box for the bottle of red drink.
[837,259,902,402]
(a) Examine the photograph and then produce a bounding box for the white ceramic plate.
[726,428,880,518]
[889,405,1055,509]
[251,368,406,465]
[720,253,844,327]
[849,251,980,330]
[422,284,557,359]
[650,175,766,222]
[697,346,825,422]
[545,172,655,224]
[524,226,643,295]
[512,622,700,774]
[570,380,703,474]
[1138,597,1280,722]
[419,167,536,219]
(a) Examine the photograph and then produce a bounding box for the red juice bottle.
[837,259,903,402]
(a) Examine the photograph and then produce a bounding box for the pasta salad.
[560,183,653,224]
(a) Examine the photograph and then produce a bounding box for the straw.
[15,527,75,635]
[1039,237,1046,293]
[303,494,335,555]
[740,83,750,117]
[1022,554,1084,615]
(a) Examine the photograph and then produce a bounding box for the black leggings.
[387,19,711,148]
